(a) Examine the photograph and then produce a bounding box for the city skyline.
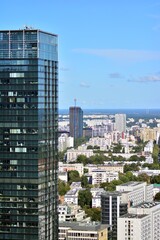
[1,0,160,109]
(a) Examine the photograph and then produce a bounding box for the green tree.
[89,154,106,165]
[77,155,88,165]
[78,189,92,208]
[84,207,101,221]
[137,173,150,183]
[150,175,160,184]
[81,175,88,188]
[152,144,159,163]
[74,137,88,148]
[68,170,80,184]
[87,145,93,149]
[58,179,70,196]
[93,145,100,149]
[84,168,88,174]
[154,192,160,201]
[119,173,129,183]
[124,163,140,173]
[125,171,137,181]
[112,143,123,153]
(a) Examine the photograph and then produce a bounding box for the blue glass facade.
[69,107,83,139]
[0,29,58,239]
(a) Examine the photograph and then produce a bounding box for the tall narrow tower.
[115,114,126,133]
[0,28,58,239]
[69,103,83,140]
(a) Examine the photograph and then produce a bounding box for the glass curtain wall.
[0,29,58,240]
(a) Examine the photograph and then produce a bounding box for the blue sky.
[1,0,160,109]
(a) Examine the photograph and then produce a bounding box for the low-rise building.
[86,136,112,150]
[64,189,80,205]
[144,140,153,153]
[91,169,118,185]
[67,148,94,162]
[59,222,109,240]
[91,188,106,208]
[59,162,84,176]
[58,204,89,222]
[86,164,124,174]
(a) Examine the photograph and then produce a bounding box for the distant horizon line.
[59,108,160,110]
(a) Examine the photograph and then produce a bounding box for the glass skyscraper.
[69,107,83,139]
[0,28,58,239]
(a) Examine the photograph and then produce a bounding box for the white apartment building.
[115,114,126,133]
[116,181,153,206]
[91,188,106,208]
[59,162,84,176]
[58,204,89,222]
[58,133,74,152]
[91,169,118,185]
[144,140,153,153]
[118,213,151,240]
[58,171,68,182]
[66,149,94,162]
[86,136,112,150]
[86,164,124,174]
[118,202,160,240]
[64,189,80,205]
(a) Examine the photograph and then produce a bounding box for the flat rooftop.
[133,202,160,209]
[120,213,148,219]
[59,221,109,231]
[119,181,143,187]
[101,191,122,197]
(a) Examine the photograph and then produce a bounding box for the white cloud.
[80,82,90,88]
[108,72,123,78]
[128,74,160,83]
[73,48,160,62]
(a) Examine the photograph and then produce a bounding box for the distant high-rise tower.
[115,114,126,133]
[0,28,58,239]
[69,107,83,139]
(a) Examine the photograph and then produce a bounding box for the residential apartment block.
[86,164,124,174]
[91,169,118,185]
[101,181,154,239]
[66,148,94,162]
[118,202,160,240]
[58,133,74,152]
[116,181,153,206]
[59,162,84,176]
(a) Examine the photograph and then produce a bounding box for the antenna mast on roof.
[74,98,77,107]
